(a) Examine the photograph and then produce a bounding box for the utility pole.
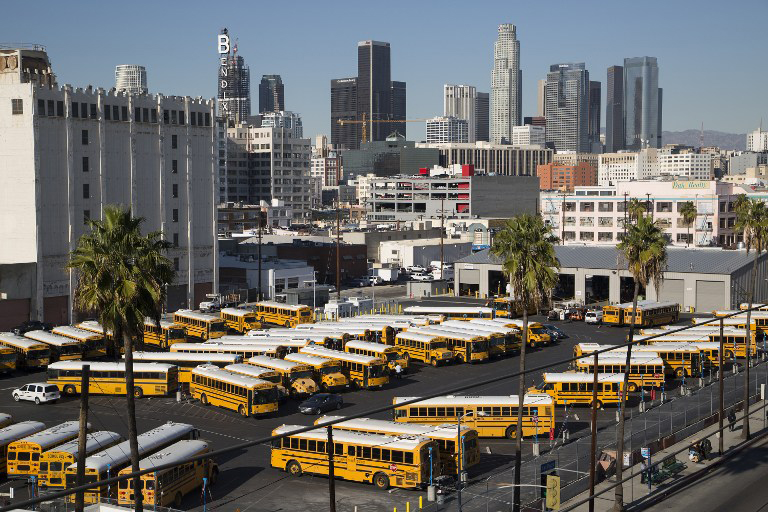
[440,197,445,276]
[335,155,342,299]
[75,365,90,512]
[718,317,725,455]
[327,426,336,512]
[588,352,598,512]
[257,208,263,301]
[623,192,629,237]
[646,192,653,219]
[561,192,566,243]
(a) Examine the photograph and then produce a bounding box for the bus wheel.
[238,405,248,417]
[173,492,182,508]
[133,387,143,399]
[675,368,685,378]
[725,350,734,360]
[286,460,302,477]
[505,426,518,439]
[430,358,438,367]
[628,383,638,392]
[285,321,291,328]
[591,399,603,409]
[260,316,266,323]
[64,385,77,396]
[373,472,390,490]
[200,393,209,405]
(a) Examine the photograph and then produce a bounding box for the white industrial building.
[426,116,468,144]
[218,254,314,301]
[511,125,545,146]
[0,47,217,329]
[444,84,477,143]
[599,148,712,186]
[747,127,768,152]
[379,239,472,269]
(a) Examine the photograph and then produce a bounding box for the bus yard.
[0,300,764,511]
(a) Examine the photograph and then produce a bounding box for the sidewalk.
[563,399,768,511]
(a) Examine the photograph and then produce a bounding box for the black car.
[12,321,51,336]
[298,393,343,415]
[542,324,568,340]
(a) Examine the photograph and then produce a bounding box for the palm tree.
[627,198,647,222]
[613,214,667,511]
[68,206,174,512]
[734,197,768,439]
[679,201,697,248]
[491,214,559,512]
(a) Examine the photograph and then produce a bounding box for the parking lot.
[0,312,692,512]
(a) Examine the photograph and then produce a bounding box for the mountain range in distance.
[661,129,746,151]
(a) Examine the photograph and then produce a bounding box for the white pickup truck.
[199,294,222,313]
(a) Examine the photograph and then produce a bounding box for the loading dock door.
[658,279,684,307]
[695,280,725,313]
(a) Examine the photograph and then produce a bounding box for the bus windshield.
[253,387,279,404]
[384,352,398,361]
[368,364,387,378]
[262,374,281,384]
[0,352,15,363]
[300,310,312,317]
[319,365,342,375]
[291,370,314,380]
[471,341,488,352]
[167,328,185,339]
[29,348,50,359]
[431,341,447,349]
[210,321,227,332]
[536,381,553,391]
[530,327,546,334]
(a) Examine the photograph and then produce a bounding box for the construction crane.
[337,113,430,144]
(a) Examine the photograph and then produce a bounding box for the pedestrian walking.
[727,409,737,432]
[394,364,403,379]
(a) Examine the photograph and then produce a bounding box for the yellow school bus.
[408,327,489,364]
[0,421,46,474]
[172,310,227,340]
[248,355,319,397]
[224,363,289,401]
[530,373,628,407]
[143,319,187,350]
[403,306,495,320]
[7,421,81,477]
[64,423,199,504]
[130,351,242,383]
[47,361,179,398]
[272,424,438,490]
[574,355,665,391]
[51,326,106,359]
[171,341,287,359]
[441,320,514,357]
[254,301,314,328]
[621,301,680,327]
[38,431,122,489]
[344,340,409,371]
[117,439,218,508]
[0,345,16,373]
[220,308,262,333]
[393,331,454,367]
[466,319,523,354]
[299,346,389,389]
[485,297,537,318]
[706,330,758,359]
[23,330,82,361]
[190,364,279,417]
[602,300,656,326]
[393,394,555,439]
[283,353,349,392]
[316,415,480,476]
[0,333,49,369]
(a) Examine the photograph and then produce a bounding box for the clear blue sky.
[10,0,767,140]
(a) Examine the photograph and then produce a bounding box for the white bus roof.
[543,372,625,383]
[214,337,314,348]
[636,334,713,343]
[51,326,101,340]
[172,342,276,354]
[392,394,554,407]
[0,332,47,350]
[248,356,309,371]
[143,318,180,329]
[273,425,430,451]
[76,321,113,336]
[131,440,209,471]
[712,310,768,317]
[605,299,657,309]
[284,353,339,367]
[624,301,679,311]
[404,306,493,315]
[451,320,518,334]
[408,327,485,342]
[224,363,279,378]
[220,308,256,317]
[24,330,81,347]
[350,315,438,325]
[43,431,122,457]
[48,361,175,372]
[255,301,309,311]
[129,352,240,364]
[576,356,664,366]
[691,317,751,325]
[395,332,445,343]
[10,421,80,450]
[247,331,331,341]
[344,340,395,353]
[299,346,384,365]
[0,421,46,447]
[315,416,473,440]
[192,364,272,388]
[68,422,195,473]
[173,310,222,322]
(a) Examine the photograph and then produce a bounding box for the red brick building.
[537,162,597,192]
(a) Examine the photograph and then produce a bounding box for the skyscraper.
[330,77,358,150]
[536,79,546,117]
[475,92,490,142]
[217,29,251,125]
[357,40,392,143]
[623,56,661,149]
[426,116,469,143]
[605,65,624,153]
[391,80,407,138]
[444,84,477,142]
[491,24,521,144]
[544,63,590,153]
[115,65,147,94]
[259,74,284,113]
[588,81,602,152]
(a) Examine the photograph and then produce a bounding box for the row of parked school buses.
[0,415,216,508]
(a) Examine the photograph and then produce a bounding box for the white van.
[585,310,603,324]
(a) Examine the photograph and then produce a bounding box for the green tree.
[614,214,667,511]
[491,214,559,512]
[679,201,697,247]
[68,206,174,512]
[627,198,648,222]
[734,197,768,439]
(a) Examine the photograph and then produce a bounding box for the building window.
[90,103,97,119]
[172,160,178,173]
[121,106,128,121]
[113,105,119,121]
[104,105,111,121]
[37,99,45,115]
[204,113,211,126]
[172,135,178,149]
[72,101,79,117]
[48,100,54,116]
[81,130,89,145]
[83,183,90,199]
[135,107,141,121]
[191,112,197,126]
[171,110,177,124]
[163,110,169,124]
[57,101,64,116]
[179,111,185,125]
[172,184,178,198]
[198,112,204,126]
[151,108,158,123]
[84,210,90,224]
[173,233,179,247]
[173,257,179,271]
[82,156,89,172]
[80,103,87,119]
[172,209,179,222]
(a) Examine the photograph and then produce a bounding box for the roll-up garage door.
[657,279,684,307]
[695,280,725,313]
[460,269,480,284]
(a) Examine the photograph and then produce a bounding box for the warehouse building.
[454,246,768,311]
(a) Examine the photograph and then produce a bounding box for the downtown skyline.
[7,0,767,141]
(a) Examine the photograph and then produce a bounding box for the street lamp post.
[457,411,482,511]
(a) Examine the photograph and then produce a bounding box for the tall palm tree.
[734,197,768,439]
[627,198,647,222]
[679,201,697,248]
[613,214,667,511]
[491,214,559,512]
[68,206,174,512]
